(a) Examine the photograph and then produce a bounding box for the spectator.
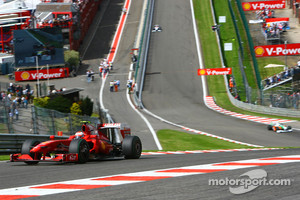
[86,70,92,82]
[15,108,19,120]
[109,81,114,92]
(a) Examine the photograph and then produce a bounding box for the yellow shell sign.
[198,69,206,76]
[254,47,265,56]
[20,71,30,80]
[243,3,251,11]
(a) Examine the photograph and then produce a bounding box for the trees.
[64,50,79,73]
[34,95,93,116]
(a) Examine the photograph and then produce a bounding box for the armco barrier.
[133,0,153,106]
[0,134,68,155]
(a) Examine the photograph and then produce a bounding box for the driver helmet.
[75,131,84,138]
[274,122,280,126]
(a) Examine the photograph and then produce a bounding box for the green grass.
[257,57,287,80]
[0,155,9,161]
[157,129,253,150]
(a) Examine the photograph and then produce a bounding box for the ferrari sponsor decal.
[242,1,285,11]
[254,43,300,57]
[205,96,294,124]
[198,68,232,76]
[1,155,300,199]
[102,123,121,127]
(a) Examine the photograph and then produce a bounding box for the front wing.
[10,153,79,163]
[276,129,293,133]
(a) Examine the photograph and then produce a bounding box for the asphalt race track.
[1,0,299,199]
[141,0,300,147]
[1,149,300,199]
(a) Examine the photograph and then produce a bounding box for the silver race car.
[267,122,292,133]
[152,24,162,32]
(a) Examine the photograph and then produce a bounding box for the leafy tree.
[45,95,73,113]
[70,102,82,115]
[64,50,79,71]
[80,96,93,116]
[33,96,50,107]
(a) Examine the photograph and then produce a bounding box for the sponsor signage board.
[14,68,69,81]
[254,43,300,57]
[198,68,232,76]
[242,0,285,11]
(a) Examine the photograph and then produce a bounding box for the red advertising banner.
[265,17,289,23]
[254,43,300,57]
[15,68,69,81]
[198,68,232,76]
[242,1,285,11]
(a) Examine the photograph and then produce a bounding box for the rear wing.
[99,123,122,128]
[98,123,131,138]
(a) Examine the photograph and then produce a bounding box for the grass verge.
[0,155,9,161]
[157,129,254,150]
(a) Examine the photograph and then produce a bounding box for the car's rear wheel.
[69,139,89,163]
[21,139,41,165]
[122,136,142,159]
[267,125,272,130]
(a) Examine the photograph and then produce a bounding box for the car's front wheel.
[21,139,41,165]
[69,139,90,163]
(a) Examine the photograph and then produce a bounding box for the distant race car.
[10,121,142,164]
[267,122,292,133]
[152,24,162,32]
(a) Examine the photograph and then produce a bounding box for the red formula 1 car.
[10,122,142,164]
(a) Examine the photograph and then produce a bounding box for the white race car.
[152,24,162,32]
[267,122,292,133]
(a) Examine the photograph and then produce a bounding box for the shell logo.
[101,141,105,150]
[243,3,251,11]
[198,69,206,75]
[21,71,30,80]
[254,47,265,56]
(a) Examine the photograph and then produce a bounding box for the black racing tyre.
[267,125,272,130]
[69,139,90,163]
[122,136,142,159]
[21,139,41,165]
[287,126,292,130]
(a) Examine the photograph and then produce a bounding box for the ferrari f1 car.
[152,24,162,32]
[10,122,142,164]
[267,122,292,133]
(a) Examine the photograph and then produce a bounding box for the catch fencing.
[0,98,101,135]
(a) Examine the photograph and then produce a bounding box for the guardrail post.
[31,106,38,134]
[69,113,73,135]
[4,104,13,133]
[51,110,56,135]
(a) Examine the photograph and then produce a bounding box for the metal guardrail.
[0,134,68,155]
[133,0,153,107]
